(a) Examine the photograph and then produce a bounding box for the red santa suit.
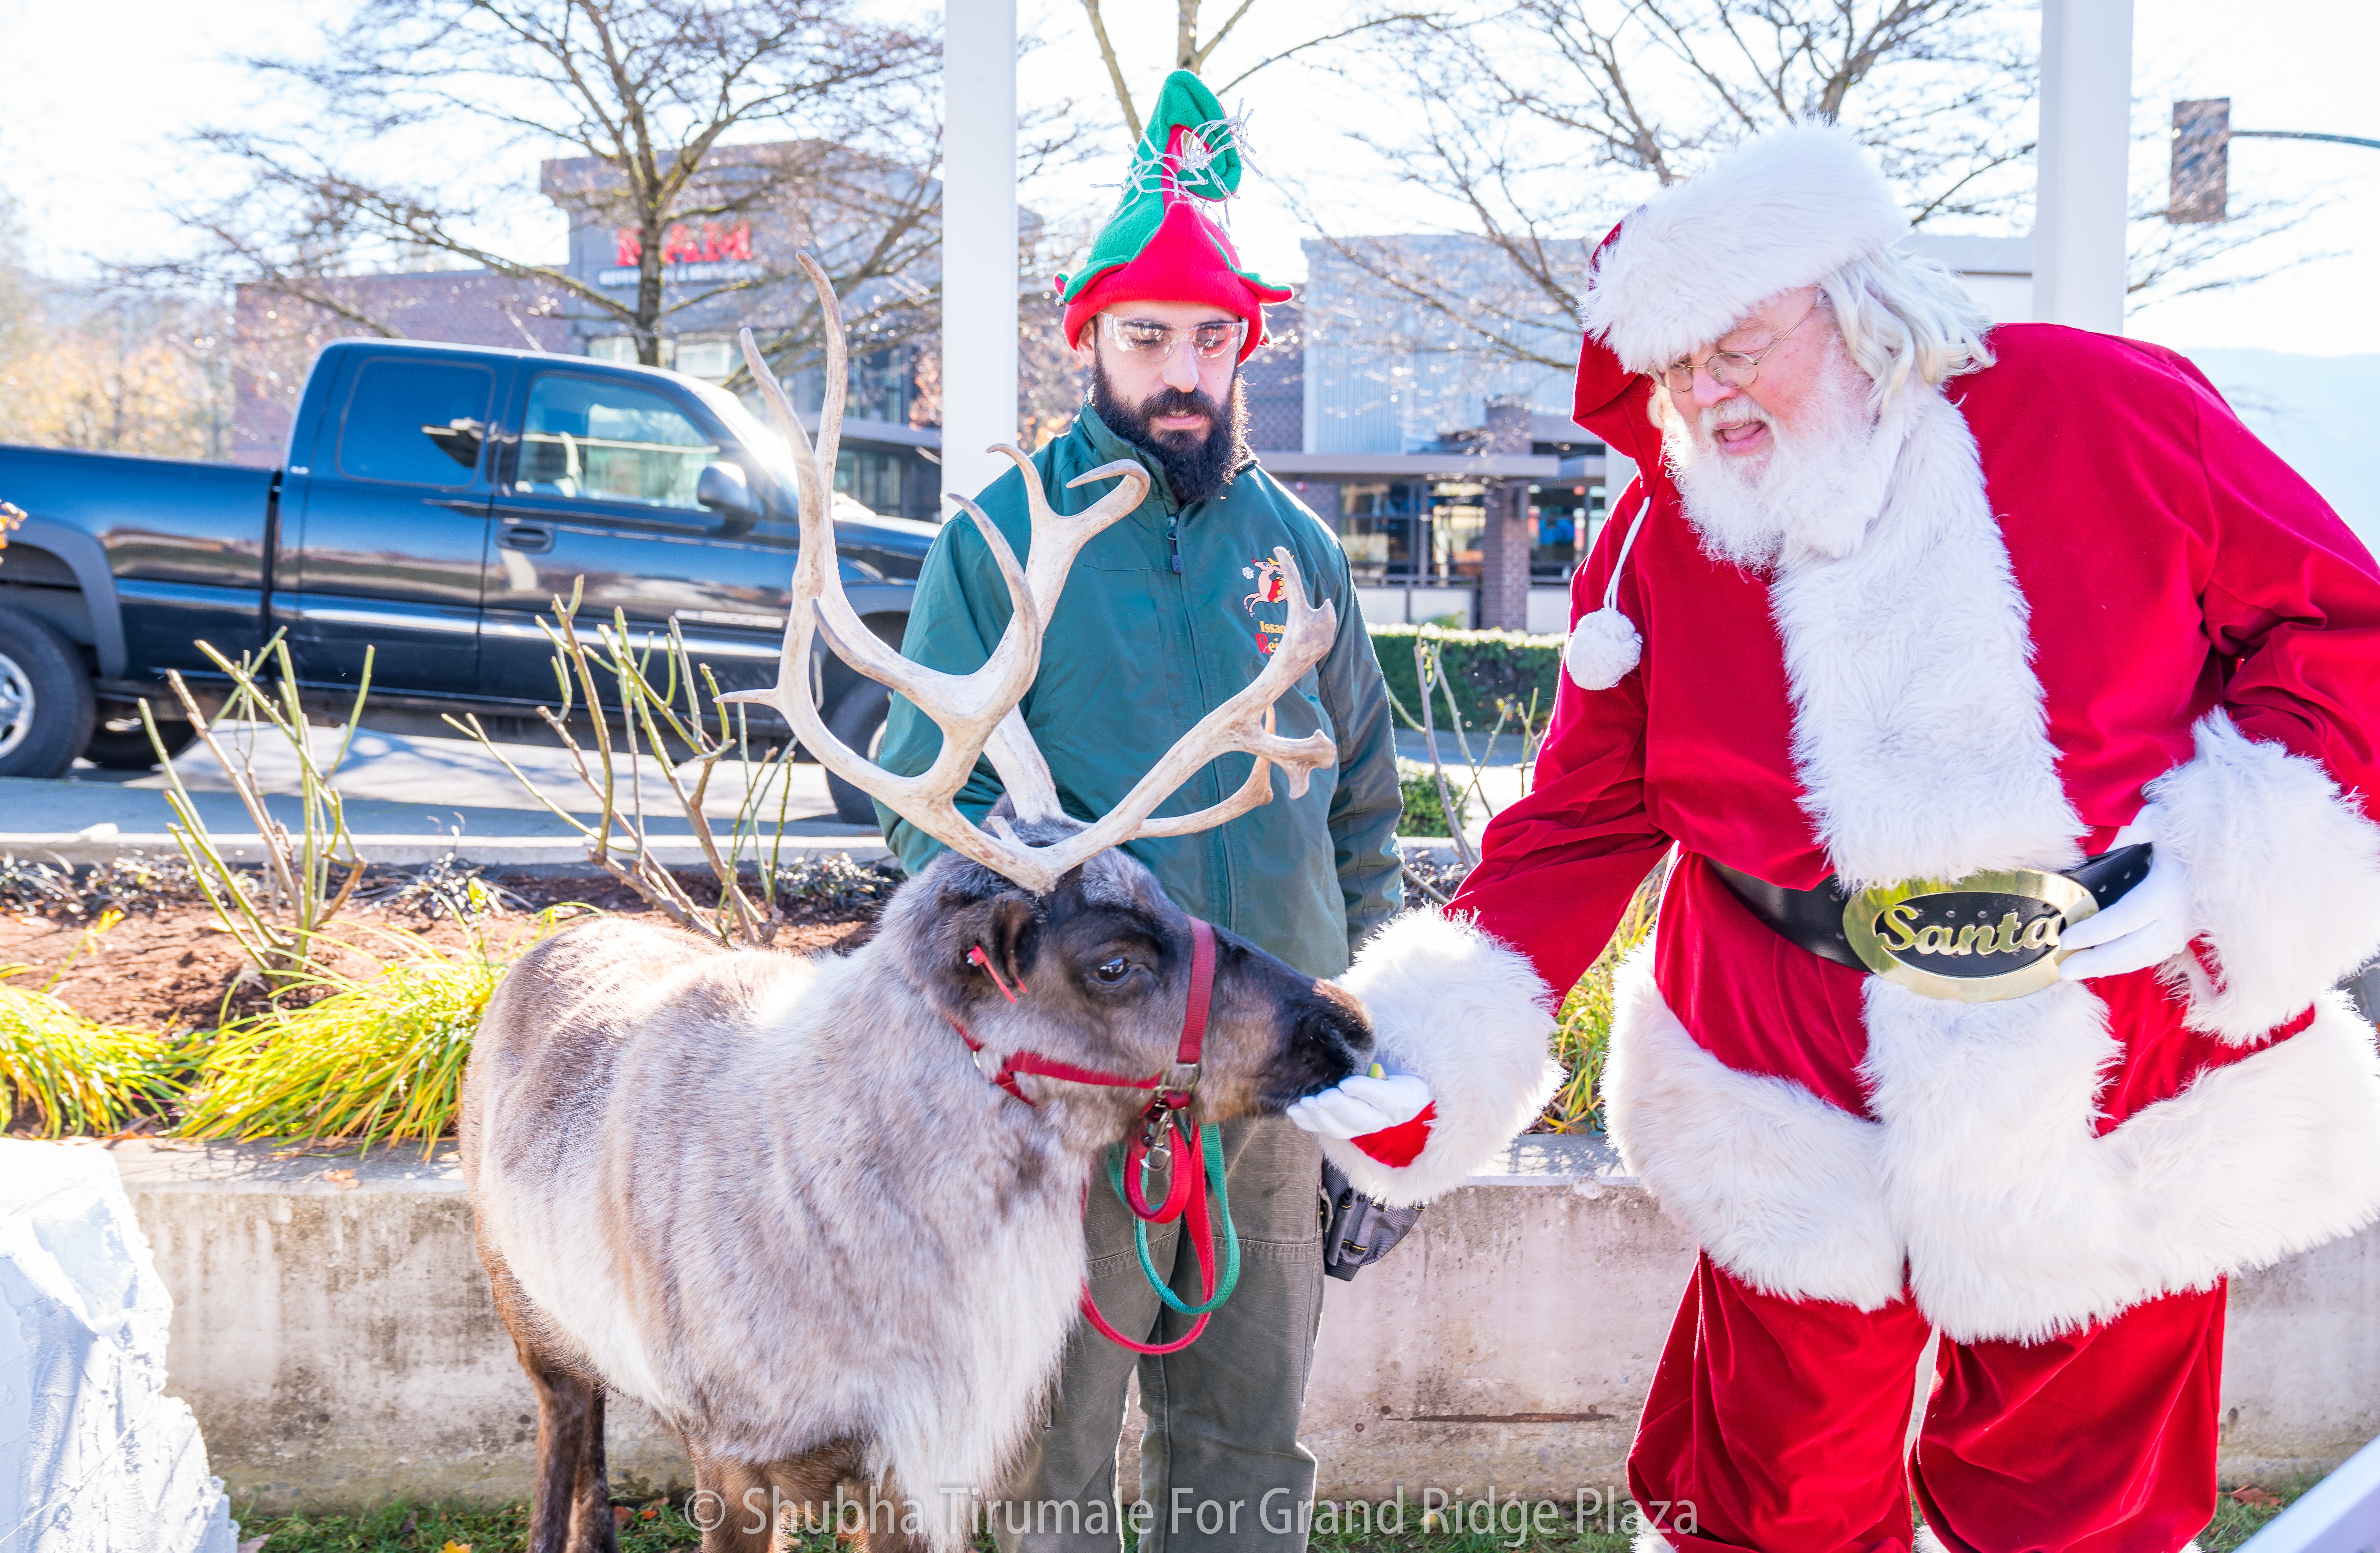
[1321,125,2380,1553]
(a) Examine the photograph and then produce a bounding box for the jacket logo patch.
[1242,555,1287,655]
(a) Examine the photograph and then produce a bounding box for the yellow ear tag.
[1368,1063,1385,1080]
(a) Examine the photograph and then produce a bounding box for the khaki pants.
[989,1117,1325,1553]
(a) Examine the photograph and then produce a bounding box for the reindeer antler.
[726,254,1338,896]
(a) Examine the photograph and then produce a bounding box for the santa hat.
[1057,70,1292,363]
[1581,122,1906,375]
[1561,123,1905,694]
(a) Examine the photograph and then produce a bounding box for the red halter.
[945,916,1214,1121]
[946,918,1226,1354]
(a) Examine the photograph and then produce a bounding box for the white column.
[940,0,1021,509]
[2033,0,2135,333]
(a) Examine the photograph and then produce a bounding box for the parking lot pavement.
[0,723,880,863]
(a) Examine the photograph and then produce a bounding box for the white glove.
[2060,803,2195,982]
[1285,1068,1434,1141]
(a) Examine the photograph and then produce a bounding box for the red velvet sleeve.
[1447,490,1672,997]
[2186,372,2380,812]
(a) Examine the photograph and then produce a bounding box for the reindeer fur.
[462,831,1367,1553]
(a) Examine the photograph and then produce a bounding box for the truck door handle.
[500,525,554,553]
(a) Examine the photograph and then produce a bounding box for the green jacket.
[876,405,1403,977]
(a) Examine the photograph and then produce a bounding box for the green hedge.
[1368,623,1566,736]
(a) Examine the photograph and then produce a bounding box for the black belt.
[1708,845,2154,1003]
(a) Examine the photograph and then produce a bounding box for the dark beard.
[1089,353,1249,505]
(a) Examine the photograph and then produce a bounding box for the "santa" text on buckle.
[1840,869,2102,1003]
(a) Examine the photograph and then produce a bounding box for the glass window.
[834,447,905,515]
[671,337,736,382]
[336,359,495,487]
[1531,483,1591,581]
[1431,482,1487,579]
[518,374,719,509]
[1339,482,1427,582]
[849,348,908,424]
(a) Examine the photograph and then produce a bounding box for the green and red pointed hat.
[1056,70,1292,363]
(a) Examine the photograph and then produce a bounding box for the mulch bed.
[1,868,882,1035]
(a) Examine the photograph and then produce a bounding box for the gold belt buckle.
[1841,869,2100,1003]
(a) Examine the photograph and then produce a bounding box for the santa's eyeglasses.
[1102,314,1246,361]
[1657,301,1820,395]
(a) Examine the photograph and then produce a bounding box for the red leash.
[947,918,1225,1354]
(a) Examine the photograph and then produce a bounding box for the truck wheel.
[83,707,200,771]
[823,681,893,825]
[0,606,97,779]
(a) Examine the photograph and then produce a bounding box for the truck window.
[337,359,496,487]
[518,374,718,511]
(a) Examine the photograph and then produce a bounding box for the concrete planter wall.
[103,1136,2380,1513]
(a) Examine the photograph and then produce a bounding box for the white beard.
[1659,353,1904,570]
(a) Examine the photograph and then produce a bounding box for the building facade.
[229,193,2029,629]
[231,144,946,521]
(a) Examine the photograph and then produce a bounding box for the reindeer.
[460,256,1374,1553]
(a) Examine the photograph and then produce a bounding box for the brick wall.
[1476,398,1534,631]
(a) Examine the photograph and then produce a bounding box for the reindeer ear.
[924,875,1044,1007]
[985,894,1037,991]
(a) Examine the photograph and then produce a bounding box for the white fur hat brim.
[1583,122,1906,374]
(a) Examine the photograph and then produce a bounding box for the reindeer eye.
[1093,957,1131,985]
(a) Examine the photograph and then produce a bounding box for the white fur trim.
[2145,709,2380,1040]
[1604,950,1903,1309]
[1611,958,2380,1341]
[1864,980,2380,1344]
[1919,1531,2200,1553]
[1632,1534,1674,1553]
[1326,910,1562,1206]
[1770,383,2085,888]
[1584,123,1905,374]
[1566,607,1643,690]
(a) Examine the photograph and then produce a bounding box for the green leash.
[1106,1118,1242,1316]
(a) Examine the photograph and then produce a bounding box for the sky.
[1,0,2368,541]
[0,0,2369,358]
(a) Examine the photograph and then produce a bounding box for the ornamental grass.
[1543,863,1665,1134]
[177,926,527,1155]
[0,975,180,1137]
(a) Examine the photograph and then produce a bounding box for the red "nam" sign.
[613,222,757,267]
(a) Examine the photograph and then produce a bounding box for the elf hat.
[1056,70,1292,364]
[1581,122,1905,375]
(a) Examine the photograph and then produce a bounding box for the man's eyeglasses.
[1657,301,1820,396]
[1103,314,1246,362]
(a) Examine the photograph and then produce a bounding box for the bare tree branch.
[1078,0,1146,141]
[178,0,937,368]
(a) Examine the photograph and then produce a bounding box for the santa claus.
[1296,124,2380,1553]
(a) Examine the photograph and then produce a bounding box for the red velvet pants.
[1628,1254,2227,1553]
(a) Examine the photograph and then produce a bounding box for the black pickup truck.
[0,337,935,820]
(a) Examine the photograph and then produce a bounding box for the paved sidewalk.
[1395,729,1534,842]
[0,725,1507,868]
[0,723,884,867]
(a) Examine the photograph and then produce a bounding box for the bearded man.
[1291,125,2380,1553]
[875,71,1410,1553]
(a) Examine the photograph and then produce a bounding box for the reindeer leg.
[696,1455,786,1553]
[688,1440,882,1552]
[566,1386,620,1553]
[485,1244,604,1553]
[857,1467,935,1553]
